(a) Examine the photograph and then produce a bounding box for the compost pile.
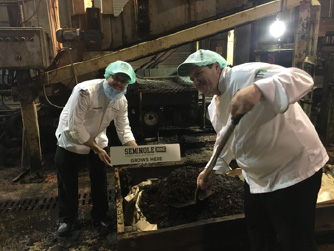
[139,166,244,229]
[134,78,193,90]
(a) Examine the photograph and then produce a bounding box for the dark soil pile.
[132,78,194,90]
[139,166,244,228]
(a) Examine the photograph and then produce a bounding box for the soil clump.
[139,166,244,228]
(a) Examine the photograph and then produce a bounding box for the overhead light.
[269,13,286,39]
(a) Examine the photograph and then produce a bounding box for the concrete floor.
[0,152,334,250]
[0,153,118,250]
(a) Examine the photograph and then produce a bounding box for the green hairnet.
[104,61,136,85]
[177,49,228,82]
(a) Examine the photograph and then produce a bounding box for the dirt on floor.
[139,166,244,228]
[0,157,118,251]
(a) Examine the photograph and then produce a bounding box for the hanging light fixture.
[269,15,286,39]
[269,0,286,39]
[269,19,286,38]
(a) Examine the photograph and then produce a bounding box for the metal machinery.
[125,78,201,137]
[0,0,331,172]
[0,26,52,171]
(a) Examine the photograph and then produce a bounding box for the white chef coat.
[207,62,328,193]
[55,79,135,154]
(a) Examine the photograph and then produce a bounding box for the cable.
[42,67,65,109]
[42,83,64,109]
[64,47,78,85]
[150,49,176,68]
[136,49,177,71]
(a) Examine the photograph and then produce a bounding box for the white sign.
[110,144,181,165]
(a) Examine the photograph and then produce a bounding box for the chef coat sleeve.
[253,67,314,113]
[68,88,91,144]
[114,99,136,145]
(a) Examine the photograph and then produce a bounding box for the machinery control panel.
[0,27,51,69]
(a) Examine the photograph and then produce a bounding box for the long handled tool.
[171,114,243,208]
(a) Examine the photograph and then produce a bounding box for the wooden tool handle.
[203,114,244,182]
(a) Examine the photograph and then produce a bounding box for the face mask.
[103,80,127,101]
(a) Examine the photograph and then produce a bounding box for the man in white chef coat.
[55,61,137,236]
[178,49,328,251]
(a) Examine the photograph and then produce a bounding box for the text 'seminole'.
[124,146,167,155]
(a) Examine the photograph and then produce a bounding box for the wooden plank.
[293,2,315,117]
[114,167,125,233]
[117,214,248,251]
[45,0,305,85]
[122,0,136,45]
[101,0,113,14]
[46,0,61,58]
[101,15,112,50]
[149,0,189,35]
[315,203,334,232]
[309,0,321,60]
[72,0,85,14]
[293,2,310,69]
[20,102,42,172]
